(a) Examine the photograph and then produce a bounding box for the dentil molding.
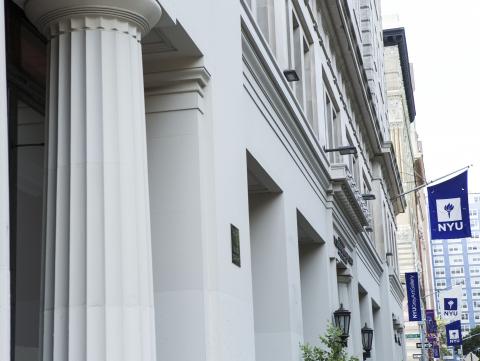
[24,0,162,36]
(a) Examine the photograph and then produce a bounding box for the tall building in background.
[431,194,480,336]
[384,27,434,360]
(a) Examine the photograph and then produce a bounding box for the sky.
[381,0,480,193]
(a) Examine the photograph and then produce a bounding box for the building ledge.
[331,163,371,232]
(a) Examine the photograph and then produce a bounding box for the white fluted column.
[0,2,10,360]
[25,1,161,360]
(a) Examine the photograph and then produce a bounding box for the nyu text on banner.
[427,170,471,240]
[405,272,422,321]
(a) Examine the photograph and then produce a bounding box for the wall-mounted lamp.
[362,194,376,201]
[323,145,358,156]
[361,323,374,360]
[283,69,300,82]
[334,304,351,347]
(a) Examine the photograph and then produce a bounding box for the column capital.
[25,0,162,36]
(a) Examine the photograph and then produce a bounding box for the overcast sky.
[381,0,480,193]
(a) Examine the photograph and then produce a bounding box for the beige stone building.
[384,27,434,360]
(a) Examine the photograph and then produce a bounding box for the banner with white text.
[427,170,471,240]
[405,272,422,321]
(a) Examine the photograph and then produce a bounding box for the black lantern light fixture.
[334,304,351,347]
[323,145,358,156]
[283,69,300,82]
[361,323,374,360]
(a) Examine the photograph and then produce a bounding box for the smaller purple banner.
[405,272,422,321]
[426,309,437,334]
[446,320,462,346]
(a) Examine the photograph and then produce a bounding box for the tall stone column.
[25,1,161,360]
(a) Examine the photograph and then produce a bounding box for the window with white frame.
[470,255,480,264]
[435,279,446,289]
[474,300,480,309]
[449,255,463,264]
[291,14,303,105]
[434,256,445,267]
[471,266,480,276]
[452,278,465,286]
[346,132,360,184]
[472,219,480,230]
[470,209,478,218]
[467,241,480,252]
[472,232,480,239]
[303,40,317,129]
[462,312,469,321]
[256,0,276,53]
[451,267,464,277]
[434,268,445,278]
[472,290,480,299]
[325,92,341,163]
[448,244,463,254]
[462,324,471,333]
[473,278,480,287]
[432,245,444,255]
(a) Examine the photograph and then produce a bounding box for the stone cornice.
[25,0,161,36]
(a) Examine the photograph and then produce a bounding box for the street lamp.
[323,145,358,156]
[334,304,351,346]
[361,323,374,360]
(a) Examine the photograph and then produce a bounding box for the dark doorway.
[5,2,46,360]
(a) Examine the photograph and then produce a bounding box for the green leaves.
[300,324,359,361]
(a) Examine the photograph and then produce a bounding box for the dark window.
[5,2,46,360]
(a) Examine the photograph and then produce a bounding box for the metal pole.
[391,164,472,201]
[419,320,427,361]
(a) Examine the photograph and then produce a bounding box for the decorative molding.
[49,15,142,39]
[144,67,211,91]
[330,163,371,232]
[144,67,210,115]
[25,0,162,36]
[142,28,176,54]
[383,28,416,123]
[390,273,405,305]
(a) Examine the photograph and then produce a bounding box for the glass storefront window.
[5,2,47,360]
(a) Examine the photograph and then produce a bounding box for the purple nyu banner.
[427,170,471,240]
[405,272,422,321]
[425,309,437,334]
[446,320,462,346]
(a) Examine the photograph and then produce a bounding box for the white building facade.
[1,0,407,360]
